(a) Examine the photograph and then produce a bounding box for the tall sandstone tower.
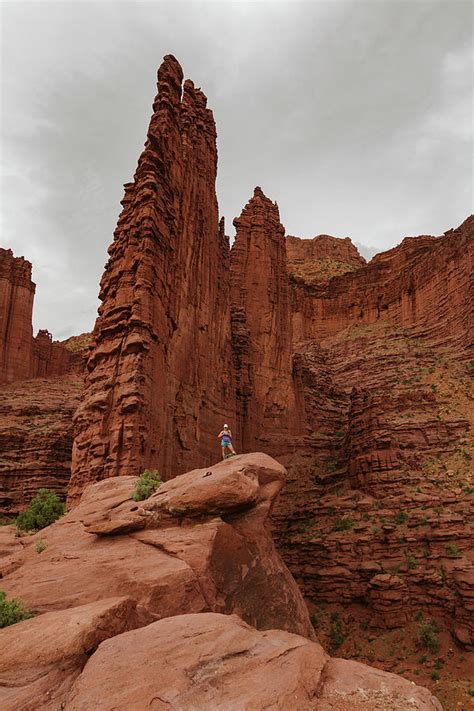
[0,249,35,384]
[230,188,301,454]
[69,56,234,503]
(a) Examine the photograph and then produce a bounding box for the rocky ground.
[0,454,442,710]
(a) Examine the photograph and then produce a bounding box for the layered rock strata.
[290,215,474,348]
[0,248,35,383]
[286,233,366,286]
[230,187,301,455]
[0,374,83,514]
[0,249,73,384]
[69,55,234,504]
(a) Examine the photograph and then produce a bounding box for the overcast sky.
[1,0,472,339]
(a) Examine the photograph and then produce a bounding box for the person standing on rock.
[218,424,237,460]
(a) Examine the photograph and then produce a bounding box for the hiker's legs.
[221,446,226,460]
[229,444,236,454]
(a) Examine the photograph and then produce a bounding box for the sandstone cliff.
[0,249,73,384]
[286,233,366,285]
[230,187,301,455]
[0,249,35,383]
[291,215,474,348]
[69,55,234,505]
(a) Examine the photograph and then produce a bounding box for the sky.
[1,0,472,339]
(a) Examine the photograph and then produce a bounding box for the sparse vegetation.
[0,590,33,627]
[133,469,162,502]
[35,540,46,553]
[394,511,408,525]
[405,550,417,569]
[444,543,462,558]
[310,613,318,627]
[16,489,64,532]
[431,671,440,681]
[417,619,440,653]
[333,517,354,532]
[329,618,346,651]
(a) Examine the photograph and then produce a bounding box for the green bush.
[431,671,440,681]
[35,540,46,554]
[418,619,440,653]
[445,543,462,558]
[133,469,162,502]
[0,590,33,627]
[16,489,64,532]
[333,517,354,532]
[394,511,408,525]
[329,619,346,651]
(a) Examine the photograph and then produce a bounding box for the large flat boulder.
[65,612,442,710]
[0,597,136,711]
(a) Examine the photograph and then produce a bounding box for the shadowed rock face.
[69,55,234,505]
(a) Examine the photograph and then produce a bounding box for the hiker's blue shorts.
[221,439,231,447]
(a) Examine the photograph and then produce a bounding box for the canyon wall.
[69,55,234,504]
[230,187,301,455]
[290,215,474,349]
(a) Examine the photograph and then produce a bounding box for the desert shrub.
[445,543,462,558]
[16,489,64,532]
[329,619,346,651]
[133,469,162,502]
[310,613,318,627]
[405,550,417,569]
[0,590,33,627]
[394,511,408,525]
[362,512,370,521]
[417,619,440,653]
[35,540,46,553]
[431,671,440,681]
[333,517,354,532]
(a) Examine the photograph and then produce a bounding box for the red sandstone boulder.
[65,612,441,710]
[1,454,313,639]
[0,597,137,711]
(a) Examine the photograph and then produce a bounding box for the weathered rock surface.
[0,374,83,514]
[290,215,474,347]
[65,612,441,711]
[0,597,137,711]
[0,248,35,384]
[0,249,73,384]
[69,54,234,505]
[286,233,366,286]
[1,454,313,639]
[230,187,300,455]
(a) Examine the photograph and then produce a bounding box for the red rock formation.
[0,454,441,711]
[0,248,35,383]
[0,249,73,384]
[32,329,72,378]
[291,215,474,349]
[230,187,301,455]
[0,374,83,515]
[287,233,366,285]
[69,55,234,505]
[65,613,441,711]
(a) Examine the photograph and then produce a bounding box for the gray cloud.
[1,0,472,338]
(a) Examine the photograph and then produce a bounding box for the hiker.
[218,424,237,460]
